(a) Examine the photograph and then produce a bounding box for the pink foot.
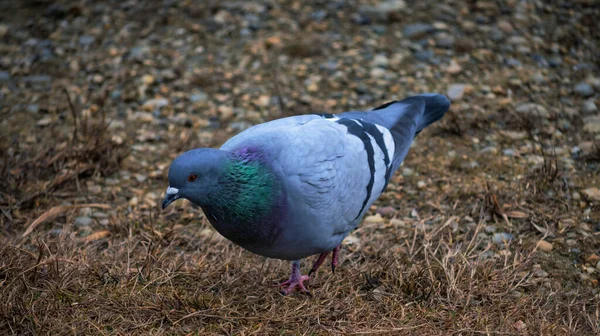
[277,260,312,295]
[277,275,311,295]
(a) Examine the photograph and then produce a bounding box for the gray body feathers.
[217,94,450,260]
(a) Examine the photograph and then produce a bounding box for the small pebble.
[447,83,471,101]
[536,240,553,252]
[402,167,414,176]
[376,206,396,217]
[492,232,515,245]
[503,149,516,157]
[586,254,600,264]
[582,188,600,202]
[364,214,384,223]
[574,82,594,97]
[0,71,10,81]
[74,216,93,228]
[582,99,597,114]
[515,103,549,118]
[49,229,63,237]
[484,225,497,233]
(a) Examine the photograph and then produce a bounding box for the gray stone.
[447,84,468,100]
[26,104,39,113]
[74,216,93,228]
[49,229,63,237]
[370,67,386,77]
[111,89,122,100]
[229,121,253,132]
[142,98,169,110]
[190,91,208,103]
[22,75,52,84]
[582,99,597,114]
[588,77,600,90]
[403,23,435,38]
[506,58,522,67]
[480,146,498,154]
[548,56,562,68]
[129,46,150,60]
[484,225,497,233]
[0,71,10,81]
[0,24,8,38]
[515,103,549,118]
[371,54,389,68]
[530,73,546,84]
[435,32,454,48]
[79,35,95,45]
[508,36,528,45]
[492,232,515,245]
[414,50,434,62]
[488,28,504,42]
[359,0,406,22]
[583,115,600,134]
[92,211,109,219]
[574,142,595,157]
[372,25,387,35]
[574,82,594,97]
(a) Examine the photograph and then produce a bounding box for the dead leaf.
[513,320,526,332]
[505,211,529,219]
[531,221,551,236]
[23,203,111,238]
[83,230,111,242]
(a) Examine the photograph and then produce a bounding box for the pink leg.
[331,246,340,273]
[277,260,311,295]
[309,251,330,276]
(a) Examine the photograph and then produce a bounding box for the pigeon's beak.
[162,186,180,209]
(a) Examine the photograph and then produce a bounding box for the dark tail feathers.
[372,93,450,134]
[370,93,450,172]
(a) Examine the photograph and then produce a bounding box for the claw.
[278,275,311,296]
[278,260,311,295]
[331,246,339,274]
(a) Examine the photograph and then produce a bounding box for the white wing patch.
[363,131,388,210]
[375,124,395,171]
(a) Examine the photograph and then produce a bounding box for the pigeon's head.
[162,148,231,209]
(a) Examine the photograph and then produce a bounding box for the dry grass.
[1,83,598,335]
[1,13,599,332]
[0,88,128,214]
[1,174,599,335]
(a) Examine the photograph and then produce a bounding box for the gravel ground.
[1,0,599,335]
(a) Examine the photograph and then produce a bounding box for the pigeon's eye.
[187,174,197,182]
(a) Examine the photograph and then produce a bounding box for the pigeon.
[162,93,450,294]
